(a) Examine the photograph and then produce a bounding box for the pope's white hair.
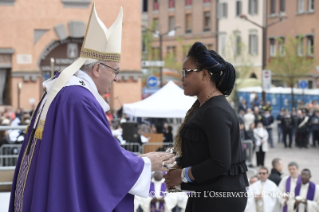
[84,59,98,65]
[80,59,101,72]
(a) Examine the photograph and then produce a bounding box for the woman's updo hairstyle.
[186,42,236,96]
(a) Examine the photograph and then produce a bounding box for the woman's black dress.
[180,96,249,212]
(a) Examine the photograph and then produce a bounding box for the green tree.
[266,36,316,110]
[142,26,197,85]
[222,31,255,108]
[141,21,159,85]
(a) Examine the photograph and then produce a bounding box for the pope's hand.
[139,152,175,172]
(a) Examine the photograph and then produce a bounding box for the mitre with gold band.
[35,3,123,139]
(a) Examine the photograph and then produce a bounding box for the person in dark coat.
[261,110,274,148]
[238,99,248,113]
[281,109,293,148]
[276,108,284,143]
[268,158,283,186]
[310,110,319,147]
[238,110,245,124]
[296,109,309,148]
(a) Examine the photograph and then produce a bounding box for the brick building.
[218,0,266,80]
[266,0,319,88]
[147,0,217,68]
[0,0,142,111]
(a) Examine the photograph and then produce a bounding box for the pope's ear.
[92,63,100,77]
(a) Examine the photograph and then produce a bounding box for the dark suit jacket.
[268,168,282,186]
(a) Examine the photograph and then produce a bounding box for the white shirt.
[253,127,269,152]
[244,113,255,131]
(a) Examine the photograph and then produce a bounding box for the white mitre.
[35,3,123,139]
[81,3,122,63]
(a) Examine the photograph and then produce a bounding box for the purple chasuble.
[283,175,301,212]
[149,181,166,212]
[9,86,144,212]
[294,181,316,212]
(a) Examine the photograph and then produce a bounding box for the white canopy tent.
[123,81,196,118]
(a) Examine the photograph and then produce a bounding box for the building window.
[182,45,189,59]
[280,0,285,13]
[169,0,175,8]
[219,33,227,56]
[153,0,159,10]
[236,0,242,17]
[142,0,148,12]
[308,80,313,89]
[203,12,211,32]
[185,14,192,33]
[153,18,159,32]
[298,0,304,12]
[152,47,160,60]
[218,2,228,19]
[308,0,314,11]
[279,37,285,56]
[166,46,176,61]
[142,41,147,54]
[249,31,258,55]
[307,36,314,55]
[168,16,175,31]
[185,0,192,6]
[297,37,304,56]
[270,38,276,56]
[248,0,258,15]
[270,0,276,14]
[234,32,241,56]
[61,0,91,8]
[204,0,211,2]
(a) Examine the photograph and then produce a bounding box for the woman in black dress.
[164,42,249,212]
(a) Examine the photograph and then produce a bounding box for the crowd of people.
[133,159,319,212]
[0,107,33,147]
[134,171,188,212]
[2,91,319,211]
[237,96,319,167]
[244,160,319,212]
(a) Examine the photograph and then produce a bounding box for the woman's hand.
[164,169,182,188]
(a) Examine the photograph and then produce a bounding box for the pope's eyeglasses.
[98,63,120,76]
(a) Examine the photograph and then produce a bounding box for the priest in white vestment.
[137,171,178,212]
[245,167,279,212]
[175,192,188,212]
[245,176,259,212]
[278,162,301,212]
[287,169,319,212]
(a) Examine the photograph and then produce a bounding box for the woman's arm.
[190,106,232,184]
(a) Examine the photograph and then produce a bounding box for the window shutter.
[249,35,252,54]
[225,3,228,18]
[255,35,258,55]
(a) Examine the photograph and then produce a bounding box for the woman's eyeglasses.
[181,69,202,78]
[98,63,120,76]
